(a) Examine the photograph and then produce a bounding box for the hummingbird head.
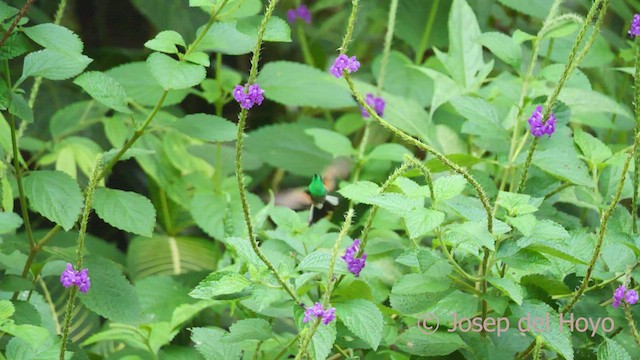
[308,174,327,198]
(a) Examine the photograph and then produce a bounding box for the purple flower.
[629,14,640,38]
[76,269,91,293]
[341,239,367,277]
[613,285,638,308]
[303,302,335,325]
[287,4,312,24]
[330,54,360,78]
[60,263,77,288]
[626,289,639,305]
[233,83,265,110]
[60,263,91,293]
[527,105,556,138]
[361,93,385,118]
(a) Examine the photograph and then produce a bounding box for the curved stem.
[414,0,439,65]
[624,303,640,347]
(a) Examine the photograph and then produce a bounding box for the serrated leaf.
[189,271,251,299]
[334,299,383,350]
[191,327,241,360]
[8,93,33,123]
[221,319,272,342]
[147,52,206,90]
[24,170,83,231]
[487,277,523,305]
[92,188,156,237]
[0,212,23,234]
[404,208,445,239]
[21,49,92,81]
[297,251,349,275]
[73,71,131,114]
[22,23,83,54]
[78,255,144,324]
[433,175,467,203]
[310,322,336,360]
[144,30,185,54]
[477,31,521,68]
[171,113,237,142]
[236,16,291,42]
[305,128,354,158]
[574,128,612,164]
[184,51,210,66]
[510,302,573,360]
[367,143,412,162]
[396,328,465,356]
[106,62,189,107]
[597,338,631,360]
[338,181,380,204]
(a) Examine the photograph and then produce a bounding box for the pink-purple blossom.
[303,302,335,325]
[361,93,385,118]
[527,105,556,138]
[613,285,638,308]
[629,14,640,38]
[330,54,360,78]
[60,263,91,293]
[233,83,265,110]
[288,4,311,24]
[341,239,366,277]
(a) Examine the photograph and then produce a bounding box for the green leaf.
[574,129,612,164]
[497,0,553,19]
[451,96,509,154]
[21,49,92,81]
[8,93,33,123]
[189,271,252,299]
[256,61,354,109]
[0,33,29,60]
[244,122,333,176]
[221,319,272,342]
[144,30,186,54]
[106,62,189,107]
[433,175,467,203]
[597,338,632,360]
[477,31,521,68]
[396,328,465,356]
[0,300,14,320]
[190,192,227,240]
[305,128,354,158]
[510,302,573,360]
[558,88,631,118]
[404,209,445,239]
[92,188,156,237]
[24,170,83,231]
[310,322,336,360]
[22,23,83,54]
[147,52,206,90]
[79,255,144,324]
[367,143,412,162]
[171,113,237,142]
[236,16,291,42]
[195,16,289,55]
[127,235,218,281]
[371,51,432,107]
[438,0,486,88]
[533,126,592,187]
[487,277,523,305]
[191,327,241,360]
[6,335,71,360]
[184,51,210,66]
[297,251,349,275]
[73,71,131,114]
[338,181,380,204]
[334,299,383,350]
[496,191,541,216]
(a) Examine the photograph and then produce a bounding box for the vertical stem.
[414,0,440,65]
[633,43,640,233]
[376,0,398,95]
[624,303,640,347]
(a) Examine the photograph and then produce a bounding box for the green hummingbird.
[307,174,339,224]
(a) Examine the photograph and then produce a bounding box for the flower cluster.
[613,285,638,308]
[287,4,311,24]
[629,14,640,38]
[527,105,556,138]
[303,302,335,325]
[233,83,265,110]
[330,54,360,78]
[341,239,366,277]
[60,263,91,293]
[361,93,385,118]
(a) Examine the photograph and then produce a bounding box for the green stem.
[561,132,640,314]
[294,320,320,360]
[414,0,439,65]
[624,302,640,347]
[234,0,301,306]
[633,43,640,234]
[439,238,481,282]
[376,0,398,94]
[295,22,315,67]
[159,189,174,235]
[338,0,359,54]
[532,336,543,360]
[273,333,299,360]
[185,0,230,57]
[59,159,102,359]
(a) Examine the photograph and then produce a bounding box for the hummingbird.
[307,174,339,224]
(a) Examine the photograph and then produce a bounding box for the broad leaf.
[24,170,83,231]
[93,188,156,237]
[147,52,206,90]
[73,71,131,114]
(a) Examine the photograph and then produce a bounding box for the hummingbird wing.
[325,195,339,206]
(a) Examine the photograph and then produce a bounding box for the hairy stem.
[633,43,640,233]
[624,303,640,347]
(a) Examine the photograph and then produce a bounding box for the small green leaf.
[334,299,383,350]
[597,338,632,360]
[171,113,237,142]
[574,129,612,164]
[79,255,144,324]
[24,170,83,231]
[191,327,241,360]
[338,181,380,204]
[21,49,92,81]
[22,23,83,54]
[367,143,412,162]
[144,30,186,54]
[297,251,349,275]
[147,52,206,90]
[496,191,541,216]
[73,71,131,114]
[396,328,465,356]
[221,319,272,342]
[92,188,156,237]
[487,276,523,305]
[305,128,354,158]
[404,209,445,239]
[184,51,210,66]
[0,212,22,234]
[0,300,14,320]
[8,93,33,123]
[236,16,291,42]
[106,62,189,107]
[433,175,467,203]
[189,271,251,299]
[477,31,521,68]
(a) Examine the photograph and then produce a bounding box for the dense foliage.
[0,0,640,359]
